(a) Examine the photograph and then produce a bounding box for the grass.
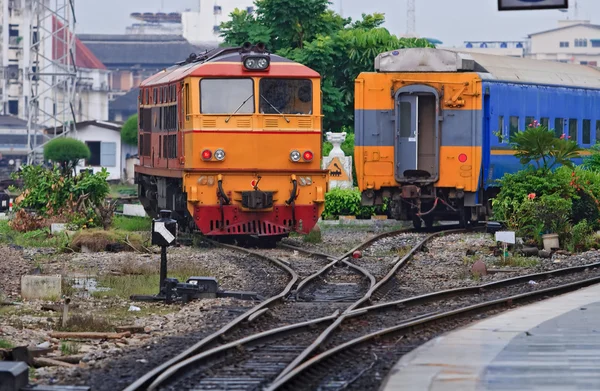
[496,254,540,268]
[55,314,114,332]
[60,341,80,355]
[0,339,13,349]
[109,184,137,198]
[303,227,322,243]
[0,221,71,249]
[112,215,151,232]
[93,264,211,298]
[70,229,146,252]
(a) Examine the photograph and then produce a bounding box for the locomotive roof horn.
[241,42,252,53]
[255,42,266,53]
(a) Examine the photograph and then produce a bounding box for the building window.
[583,119,591,144]
[8,100,18,115]
[213,5,222,14]
[554,118,564,138]
[465,42,473,48]
[85,141,117,167]
[575,39,588,47]
[525,116,535,128]
[498,116,504,143]
[589,61,598,66]
[541,117,549,128]
[559,41,569,48]
[592,40,600,48]
[596,120,600,144]
[213,25,221,33]
[509,116,519,138]
[581,61,588,65]
[569,118,578,142]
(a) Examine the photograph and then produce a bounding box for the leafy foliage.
[43,138,91,176]
[121,114,138,146]
[583,142,600,171]
[220,3,434,131]
[323,188,387,219]
[10,165,111,231]
[510,123,582,172]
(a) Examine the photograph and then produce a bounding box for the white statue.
[326,131,346,158]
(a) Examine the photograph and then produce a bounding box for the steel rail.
[272,227,471,382]
[122,241,299,391]
[145,311,340,390]
[266,274,600,390]
[129,225,475,390]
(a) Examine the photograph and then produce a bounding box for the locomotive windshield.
[200,78,254,114]
[259,79,312,115]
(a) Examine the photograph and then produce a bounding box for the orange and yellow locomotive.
[135,43,328,242]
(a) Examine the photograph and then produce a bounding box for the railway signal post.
[152,210,178,295]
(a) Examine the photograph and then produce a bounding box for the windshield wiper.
[225,93,254,123]
[260,95,290,123]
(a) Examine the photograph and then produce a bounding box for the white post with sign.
[495,231,516,263]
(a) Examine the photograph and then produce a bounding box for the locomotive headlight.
[214,149,226,161]
[290,150,301,162]
[257,58,268,68]
[243,56,270,71]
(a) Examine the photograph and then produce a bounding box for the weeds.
[55,314,113,332]
[0,339,13,349]
[303,228,322,244]
[70,229,145,252]
[0,221,71,250]
[496,254,540,268]
[60,341,80,355]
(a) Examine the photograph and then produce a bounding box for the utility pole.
[406,0,416,37]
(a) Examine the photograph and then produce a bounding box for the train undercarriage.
[362,183,496,229]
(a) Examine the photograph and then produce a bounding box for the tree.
[121,114,138,146]
[220,4,434,132]
[43,138,91,176]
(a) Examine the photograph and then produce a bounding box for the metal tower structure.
[26,0,78,164]
[406,0,416,37]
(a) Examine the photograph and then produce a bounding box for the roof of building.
[109,88,139,113]
[0,115,28,129]
[375,48,600,90]
[77,34,216,68]
[47,120,122,135]
[53,17,106,70]
[528,23,600,37]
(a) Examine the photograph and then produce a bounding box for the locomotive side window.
[497,116,504,142]
[569,119,578,142]
[596,120,600,144]
[200,78,254,114]
[540,117,549,128]
[259,78,312,115]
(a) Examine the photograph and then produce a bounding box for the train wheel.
[423,215,434,229]
[412,215,422,229]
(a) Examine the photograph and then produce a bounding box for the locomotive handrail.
[285,175,298,205]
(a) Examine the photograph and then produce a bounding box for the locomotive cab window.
[259,78,312,115]
[200,78,254,114]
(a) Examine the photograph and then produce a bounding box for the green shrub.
[567,220,595,253]
[322,188,387,219]
[583,143,600,171]
[43,138,91,175]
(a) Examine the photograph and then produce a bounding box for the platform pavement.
[379,283,600,391]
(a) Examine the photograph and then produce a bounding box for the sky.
[75,0,598,47]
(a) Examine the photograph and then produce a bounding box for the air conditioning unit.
[5,66,19,81]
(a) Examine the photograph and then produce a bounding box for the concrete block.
[123,204,147,217]
[51,223,67,234]
[20,275,62,300]
[0,361,29,391]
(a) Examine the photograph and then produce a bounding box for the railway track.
[123,225,424,390]
[125,224,600,391]
[124,226,464,390]
[266,261,600,390]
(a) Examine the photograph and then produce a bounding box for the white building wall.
[72,124,123,181]
[183,0,254,44]
[529,23,600,64]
